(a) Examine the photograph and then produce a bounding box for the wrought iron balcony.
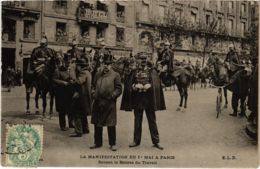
[2,1,26,8]
[56,34,68,43]
[79,36,90,45]
[77,8,108,23]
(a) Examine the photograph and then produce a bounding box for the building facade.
[1,0,255,74]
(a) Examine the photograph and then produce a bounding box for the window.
[23,20,35,39]
[2,18,16,41]
[141,3,149,22]
[191,35,196,46]
[241,3,246,15]
[56,22,67,42]
[116,28,125,46]
[159,6,165,22]
[175,8,182,22]
[216,1,221,11]
[228,1,234,12]
[53,0,67,14]
[116,3,125,22]
[54,0,67,8]
[191,12,197,24]
[80,26,90,44]
[97,27,105,40]
[228,19,233,34]
[97,0,108,12]
[206,14,211,25]
[241,22,245,36]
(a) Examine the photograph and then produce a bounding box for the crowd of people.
[27,37,166,151]
[4,33,256,151]
[2,66,22,92]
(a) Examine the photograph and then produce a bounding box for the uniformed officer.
[66,40,82,61]
[121,52,166,150]
[225,46,240,76]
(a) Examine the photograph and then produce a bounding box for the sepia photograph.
[1,0,259,168]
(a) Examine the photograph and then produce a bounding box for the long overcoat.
[91,69,122,126]
[72,67,92,116]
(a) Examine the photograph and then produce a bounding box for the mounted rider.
[30,36,57,77]
[66,39,82,62]
[157,41,174,74]
[224,46,240,76]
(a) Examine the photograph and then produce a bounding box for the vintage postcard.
[1,0,259,168]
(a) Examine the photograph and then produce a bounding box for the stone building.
[1,0,254,75]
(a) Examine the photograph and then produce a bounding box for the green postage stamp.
[5,124,43,167]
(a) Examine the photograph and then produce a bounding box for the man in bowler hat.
[90,53,122,151]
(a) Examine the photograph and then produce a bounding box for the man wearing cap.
[225,46,240,76]
[90,54,122,151]
[31,36,57,71]
[69,58,92,137]
[157,41,174,73]
[66,40,82,61]
[121,53,166,150]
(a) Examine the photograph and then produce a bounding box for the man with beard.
[121,52,166,150]
[90,54,122,151]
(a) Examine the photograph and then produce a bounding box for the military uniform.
[121,53,166,150]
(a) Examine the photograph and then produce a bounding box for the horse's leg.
[35,89,40,114]
[42,92,47,118]
[176,85,183,111]
[26,91,31,114]
[223,87,228,108]
[49,92,54,118]
[182,86,188,112]
[239,95,247,117]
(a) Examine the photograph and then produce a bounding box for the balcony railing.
[2,1,26,8]
[56,34,68,43]
[78,8,108,22]
[79,37,90,44]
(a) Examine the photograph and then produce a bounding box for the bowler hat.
[103,54,113,64]
[76,58,89,67]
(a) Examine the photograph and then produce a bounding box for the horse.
[199,66,210,88]
[31,50,60,118]
[190,65,200,90]
[207,56,252,116]
[172,63,193,112]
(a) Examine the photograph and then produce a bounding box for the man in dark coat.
[121,52,166,150]
[157,41,174,73]
[52,59,75,131]
[70,58,92,137]
[225,47,240,76]
[66,40,82,61]
[90,54,122,151]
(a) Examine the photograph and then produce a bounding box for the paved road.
[1,86,258,167]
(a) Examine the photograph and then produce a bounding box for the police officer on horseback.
[224,46,240,76]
